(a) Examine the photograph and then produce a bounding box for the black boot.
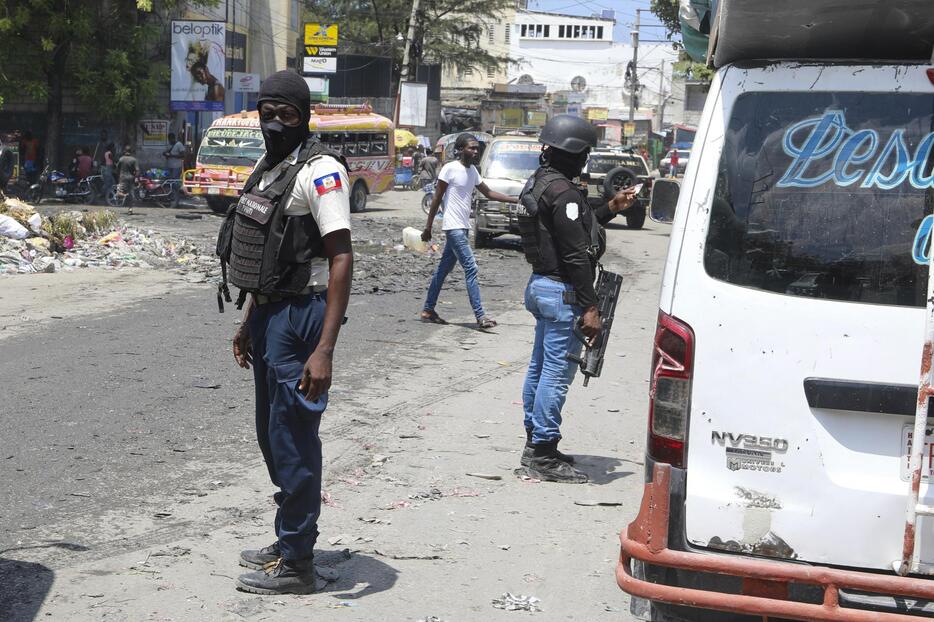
[525,441,588,483]
[521,429,575,466]
[235,557,317,595]
[239,541,280,570]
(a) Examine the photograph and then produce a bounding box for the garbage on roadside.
[0,197,216,280]
[492,592,542,612]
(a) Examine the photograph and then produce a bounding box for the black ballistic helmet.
[538,114,597,154]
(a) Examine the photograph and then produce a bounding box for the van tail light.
[648,310,694,468]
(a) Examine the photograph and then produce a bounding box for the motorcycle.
[27,166,100,205]
[421,180,439,215]
[107,175,179,208]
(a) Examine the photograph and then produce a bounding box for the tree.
[649,0,713,83]
[305,0,514,86]
[0,1,213,167]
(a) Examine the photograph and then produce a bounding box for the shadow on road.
[0,545,66,622]
[316,548,400,601]
[572,454,635,485]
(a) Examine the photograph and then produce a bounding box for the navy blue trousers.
[248,292,328,562]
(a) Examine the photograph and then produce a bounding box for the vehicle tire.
[625,203,647,229]
[350,181,367,213]
[473,217,493,249]
[206,196,230,214]
[106,186,125,208]
[26,187,41,205]
[78,181,95,205]
[602,166,638,199]
[421,192,433,214]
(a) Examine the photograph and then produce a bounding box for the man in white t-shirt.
[420,133,518,329]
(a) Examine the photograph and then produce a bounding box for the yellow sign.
[623,121,636,137]
[304,23,338,46]
[585,107,608,121]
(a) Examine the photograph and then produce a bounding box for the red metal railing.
[618,463,934,621]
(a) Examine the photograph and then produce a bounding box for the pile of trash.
[0,195,216,279]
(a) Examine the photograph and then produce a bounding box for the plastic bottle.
[402,226,428,252]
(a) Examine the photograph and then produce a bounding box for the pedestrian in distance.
[163,133,185,181]
[669,148,679,178]
[115,145,139,213]
[0,139,14,193]
[19,131,40,184]
[71,147,93,181]
[417,146,440,188]
[516,115,637,483]
[420,133,518,329]
[101,143,116,198]
[222,70,354,596]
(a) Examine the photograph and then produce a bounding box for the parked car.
[472,135,540,247]
[658,148,690,176]
[621,59,934,621]
[583,149,652,229]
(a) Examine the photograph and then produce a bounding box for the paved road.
[0,188,670,621]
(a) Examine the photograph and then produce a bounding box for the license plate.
[208,187,220,195]
[900,425,934,481]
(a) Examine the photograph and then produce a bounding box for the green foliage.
[306,0,514,77]
[672,52,713,83]
[650,0,681,37]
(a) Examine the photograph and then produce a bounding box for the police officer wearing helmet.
[516,115,637,483]
[218,70,354,594]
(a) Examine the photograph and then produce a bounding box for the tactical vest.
[215,139,347,311]
[517,167,605,275]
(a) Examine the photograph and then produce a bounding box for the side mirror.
[649,178,680,224]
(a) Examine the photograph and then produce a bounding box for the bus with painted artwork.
[184,103,394,213]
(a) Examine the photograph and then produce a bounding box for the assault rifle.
[568,268,623,386]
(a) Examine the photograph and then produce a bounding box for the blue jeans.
[248,292,329,562]
[522,275,584,444]
[423,228,486,320]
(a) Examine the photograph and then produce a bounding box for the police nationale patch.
[566,202,579,220]
[314,172,343,195]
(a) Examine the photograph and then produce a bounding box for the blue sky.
[526,0,676,45]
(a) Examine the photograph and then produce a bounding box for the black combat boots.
[520,429,576,467]
[524,440,588,483]
[239,541,281,570]
[236,557,317,595]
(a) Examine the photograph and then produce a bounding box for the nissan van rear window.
[704,92,934,307]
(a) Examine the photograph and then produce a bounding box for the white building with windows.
[440,7,517,97]
[509,9,676,117]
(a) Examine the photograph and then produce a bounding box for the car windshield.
[483,141,540,181]
[704,91,934,308]
[667,150,689,159]
[587,155,648,176]
[198,128,265,166]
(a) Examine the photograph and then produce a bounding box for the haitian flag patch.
[314,172,343,195]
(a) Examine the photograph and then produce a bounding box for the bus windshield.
[199,128,265,166]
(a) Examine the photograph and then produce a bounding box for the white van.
[616,57,934,622]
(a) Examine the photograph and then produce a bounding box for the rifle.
[568,268,623,386]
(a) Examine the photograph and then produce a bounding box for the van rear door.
[671,63,934,570]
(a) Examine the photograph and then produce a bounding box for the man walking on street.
[225,70,353,596]
[115,146,139,213]
[516,115,636,483]
[164,133,185,180]
[420,133,517,329]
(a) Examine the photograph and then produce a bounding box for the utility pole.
[657,59,666,131]
[628,8,640,123]
[394,0,421,126]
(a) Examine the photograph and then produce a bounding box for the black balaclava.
[257,70,311,166]
[542,146,589,180]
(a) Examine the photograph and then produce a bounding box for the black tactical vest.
[215,139,347,310]
[517,166,604,274]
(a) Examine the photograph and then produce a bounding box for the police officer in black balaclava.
[516,115,637,483]
[222,70,354,595]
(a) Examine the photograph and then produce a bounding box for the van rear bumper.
[618,462,934,621]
